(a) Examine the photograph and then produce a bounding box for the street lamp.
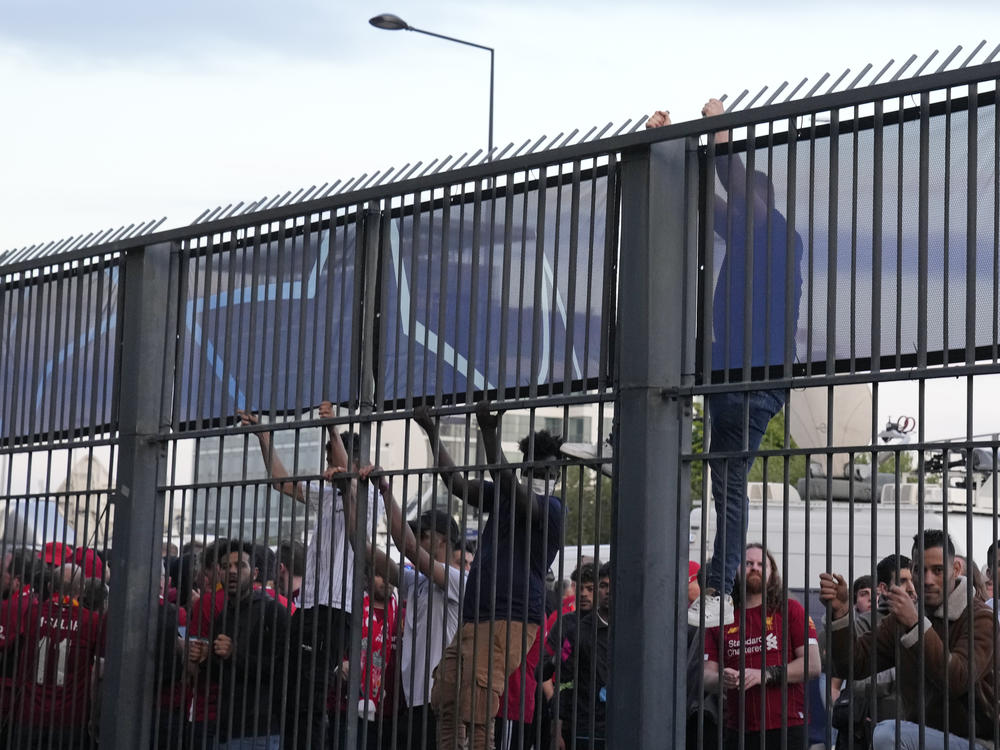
[369,13,494,161]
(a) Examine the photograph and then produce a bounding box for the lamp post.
[369,13,494,160]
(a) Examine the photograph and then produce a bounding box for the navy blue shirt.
[712,155,804,373]
[462,480,563,625]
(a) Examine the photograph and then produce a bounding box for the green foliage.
[562,465,613,546]
[854,449,915,476]
[689,399,806,500]
[691,400,706,501]
[747,409,807,487]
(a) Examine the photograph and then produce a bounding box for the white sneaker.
[688,590,735,628]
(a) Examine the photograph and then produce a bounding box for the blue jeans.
[872,720,988,750]
[706,389,785,595]
[216,735,281,750]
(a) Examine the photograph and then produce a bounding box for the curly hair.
[518,429,565,461]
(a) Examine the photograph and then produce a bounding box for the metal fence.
[0,54,999,750]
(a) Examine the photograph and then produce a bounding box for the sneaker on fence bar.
[688,588,734,628]
[560,436,614,477]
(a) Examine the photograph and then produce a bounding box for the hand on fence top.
[413,405,435,433]
[360,464,390,495]
[475,400,499,430]
[323,465,349,482]
[701,98,729,144]
[318,400,334,420]
[818,572,850,619]
[645,110,671,129]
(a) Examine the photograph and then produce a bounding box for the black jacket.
[210,589,291,740]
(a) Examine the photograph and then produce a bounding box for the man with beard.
[704,544,820,750]
[828,555,917,750]
[552,563,611,750]
[822,531,998,750]
[207,540,290,750]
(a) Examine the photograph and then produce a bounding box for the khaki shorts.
[431,620,539,725]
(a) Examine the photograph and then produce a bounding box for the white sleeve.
[445,566,464,604]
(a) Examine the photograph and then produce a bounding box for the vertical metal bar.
[827,107,840,373]
[610,136,696,750]
[967,84,979,366]
[100,241,175,750]
[872,99,884,374]
[917,92,930,369]
[345,205,381,750]
[943,91,953,365]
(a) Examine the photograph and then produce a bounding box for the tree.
[562,464,613,546]
[690,399,806,501]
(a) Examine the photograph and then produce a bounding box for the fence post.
[100,241,174,749]
[610,137,698,750]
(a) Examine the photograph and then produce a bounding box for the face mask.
[531,478,557,497]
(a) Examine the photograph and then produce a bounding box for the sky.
[2,0,1000,441]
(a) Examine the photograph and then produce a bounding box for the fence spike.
[431,155,454,174]
[914,49,939,78]
[743,86,769,110]
[578,125,598,144]
[961,40,987,68]
[725,90,749,112]
[870,59,895,87]
[847,64,873,90]
[401,162,423,181]
[804,73,831,99]
[359,172,382,190]
[627,120,645,134]
[526,135,548,154]
[373,168,396,187]
[560,128,581,147]
[935,45,963,74]
[612,119,634,137]
[492,143,514,160]
[511,139,532,158]
[826,68,851,95]
[545,132,566,150]
[891,54,918,81]
[765,82,789,106]
[321,181,343,198]
[592,122,614,141]
[985,43,1000,64]
[784,78,808,102]
[417,160,440,179]
[222,202,245,220]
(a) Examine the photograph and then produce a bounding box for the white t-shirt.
[299,481,377,611]
[399,563,464,707]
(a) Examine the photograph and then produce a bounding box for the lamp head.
[369,13,409,31]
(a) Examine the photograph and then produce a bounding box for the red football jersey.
[17,597,105,727]
[705,599,818,732]
[0,589,34,715]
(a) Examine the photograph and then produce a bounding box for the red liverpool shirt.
[705,599,817,732]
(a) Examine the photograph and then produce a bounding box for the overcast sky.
[2,0,999,440]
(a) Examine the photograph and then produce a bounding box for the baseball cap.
[688,560,701,583]
[409,510,461,547]
[40,542,74,566]
[74,548,105,580]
